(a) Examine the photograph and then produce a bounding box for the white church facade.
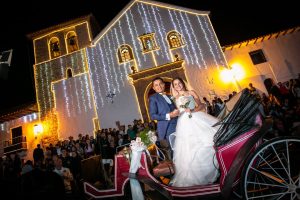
[27,0,229,142]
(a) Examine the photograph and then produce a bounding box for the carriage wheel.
[241,136,300,200]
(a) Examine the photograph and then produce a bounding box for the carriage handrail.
[116,143,131,153]
[221,118,273,199]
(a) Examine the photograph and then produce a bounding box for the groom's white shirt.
[159,92,172,120]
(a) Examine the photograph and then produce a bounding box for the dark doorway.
[11,126,22,144]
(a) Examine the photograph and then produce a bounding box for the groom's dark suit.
[149,93,178,141]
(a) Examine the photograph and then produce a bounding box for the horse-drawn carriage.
[83,89,300,199]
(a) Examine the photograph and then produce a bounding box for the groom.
[149,77,179,160]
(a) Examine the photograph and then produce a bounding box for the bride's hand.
[185,108,192,113]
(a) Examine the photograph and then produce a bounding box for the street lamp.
[34,124,43,139]
[220,64,245,92]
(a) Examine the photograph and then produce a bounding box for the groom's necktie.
[159,93,172,104]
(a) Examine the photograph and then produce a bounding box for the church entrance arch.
[128,60,187,122]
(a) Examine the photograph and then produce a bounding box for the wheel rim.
[243,138,300,200]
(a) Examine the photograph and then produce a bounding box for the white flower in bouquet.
[178,96,192,118]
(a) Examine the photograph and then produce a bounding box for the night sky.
[0,0,299,112]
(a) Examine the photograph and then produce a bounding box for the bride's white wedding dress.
[169,95,220,187]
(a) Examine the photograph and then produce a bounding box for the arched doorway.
[128,60,186,122]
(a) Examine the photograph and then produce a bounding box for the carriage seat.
[146,144,175,178]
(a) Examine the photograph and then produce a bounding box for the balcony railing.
[3,136,27,155]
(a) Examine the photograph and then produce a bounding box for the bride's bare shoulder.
[188,90,197,95]
[188,90,200,98]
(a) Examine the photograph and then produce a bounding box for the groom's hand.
[169,109,179,118]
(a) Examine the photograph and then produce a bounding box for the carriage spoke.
[292,193,297,200]
[250,167,287,187]
[286,141,293,185]
[275,192,290,200]
[270,143,295,185]
[295,175,300,186]
[257,153,289,185]
[247,191,292,199]
[247,181,288,188]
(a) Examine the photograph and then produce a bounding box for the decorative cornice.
[222,26,300,51]
[27,14,94,40]
[128,60,184,82]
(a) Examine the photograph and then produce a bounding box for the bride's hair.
[170,77,187,96]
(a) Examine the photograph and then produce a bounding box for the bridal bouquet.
[129,129,157,173]
[178,96,192,118]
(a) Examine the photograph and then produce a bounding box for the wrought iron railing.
[3,136,27,154]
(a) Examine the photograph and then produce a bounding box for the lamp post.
[34,124,43,139]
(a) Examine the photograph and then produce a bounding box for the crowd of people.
[0,77,299,198]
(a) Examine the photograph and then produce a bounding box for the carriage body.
[83,120,267,199]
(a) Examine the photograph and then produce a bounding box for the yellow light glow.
[220,63,245,83]
[34,124,43,137]
[220,68,233,83]
[231,63,245,81]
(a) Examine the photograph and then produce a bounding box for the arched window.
[167,31,184,49]
[49,37,61,58]
[138,33,159,53]
[66,31,79,53]
[66,68,73,78]
[117,44,134,63]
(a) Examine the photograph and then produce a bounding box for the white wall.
[224,29,300,94]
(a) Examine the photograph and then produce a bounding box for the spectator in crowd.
[53,157,74,195]
[127,124,136,140]
[21,160,33,175]
[33,144,44,166]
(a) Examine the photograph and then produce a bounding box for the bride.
[169,77,220,187]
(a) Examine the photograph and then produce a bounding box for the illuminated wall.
[87,0,228,128]
[0,113,40,160]
[52,73,96,139]
[34,50,96,139]
[224,27,300,94]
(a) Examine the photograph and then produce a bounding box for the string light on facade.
[155,6,171,60]
[138,3,151,33]
[195,15,216,68]
[184,13,207,68]
[117,20,132,76]
[173,11,194,65]
[78,75,87,113]
[106,33,120,93]
[203,16,225,67]
[113,28,125,86]
[103,38,116,93]
[179,11,199,66]
[144,5,162,57]
[150,5,169,59]
[38,64,47,115]
[168,9,189,64]
[73,69,82,114]
[87,47,103,107]
[128,9,147,63]
[98,42,114,94]
[125,13,141,69]
[83,74,93,110]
